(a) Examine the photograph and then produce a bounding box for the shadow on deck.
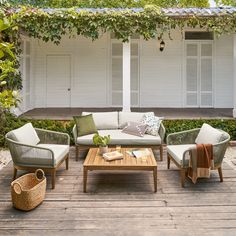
[21,108,233,120]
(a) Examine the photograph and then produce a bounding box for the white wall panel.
[30,30,234,109]
[33,35,108,108]
[140,30,183,107]
[214,35,233,108]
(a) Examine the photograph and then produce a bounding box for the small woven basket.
[11,169,46,211]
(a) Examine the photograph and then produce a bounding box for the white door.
[185,42,213,107]
[46,55,71,107]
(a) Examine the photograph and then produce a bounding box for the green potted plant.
[93,133,111,155]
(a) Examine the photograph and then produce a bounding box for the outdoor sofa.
[73,111,165,161]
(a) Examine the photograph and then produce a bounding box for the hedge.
[0,113,236,148]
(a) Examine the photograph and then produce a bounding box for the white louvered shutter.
[185,42,213,107]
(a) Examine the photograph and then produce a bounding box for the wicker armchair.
[5,123,70,189]
[166,125,230,187]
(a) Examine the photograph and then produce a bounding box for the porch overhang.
[5,6,236,115]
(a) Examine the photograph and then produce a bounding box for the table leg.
[153,167,157,193]
[83,167,88,193]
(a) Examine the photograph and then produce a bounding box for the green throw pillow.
[73,114,97,137]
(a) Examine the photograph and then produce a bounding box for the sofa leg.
[218,167,223,182]
[159,145,163,161]
[13,167,17,180]
[167,154,170,169]
[66,154,69,170]
[51,169,56,189]
[76,146,79,161]
[180,168,186,188]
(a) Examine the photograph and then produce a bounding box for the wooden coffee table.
[83,147,157,193]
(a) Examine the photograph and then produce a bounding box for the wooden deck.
[1,147,236,235]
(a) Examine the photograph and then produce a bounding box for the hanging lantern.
[160,40,165,52]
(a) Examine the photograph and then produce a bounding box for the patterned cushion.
[122,122,148,137]
[141,112,162,136]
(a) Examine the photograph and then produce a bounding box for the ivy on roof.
[3,5,236,44]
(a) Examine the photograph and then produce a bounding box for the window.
[185,32,214,40]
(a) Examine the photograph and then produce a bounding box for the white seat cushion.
[118,112,147,128]
[77,130,162,146]
[82,112,118,130]
[7,123,40,146]
[167,144,196,167]
[20,144,69,167]
[195,123,223,145]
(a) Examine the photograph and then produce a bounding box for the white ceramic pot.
[99,146,108,155]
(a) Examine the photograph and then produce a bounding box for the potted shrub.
[93,133,111,155]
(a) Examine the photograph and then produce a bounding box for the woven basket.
[11,169,46,211]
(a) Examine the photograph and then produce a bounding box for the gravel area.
[0,149,11,170]
[224,143,236,170]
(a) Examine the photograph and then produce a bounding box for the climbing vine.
[1,4,236,110]
[8,5,236,44]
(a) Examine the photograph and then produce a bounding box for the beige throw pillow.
[195,123,223,144]
[122,122,148,137]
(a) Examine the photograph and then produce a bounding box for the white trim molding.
[122,38,131,112]
[233,34,236,118]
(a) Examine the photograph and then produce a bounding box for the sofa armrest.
[72,125,77,145]
[35,128,70,145]
[5,138,55,167]
[167,128,200,145]
[159,121,166,144]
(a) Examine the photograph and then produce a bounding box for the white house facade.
[17,8,236,117]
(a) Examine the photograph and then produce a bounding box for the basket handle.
[13,182,22,195]
[35,169,45,181]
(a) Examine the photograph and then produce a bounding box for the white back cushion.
[82,112,118,130]
[195,123,223,144]
[9,123,40,146]
[118,112,147,128]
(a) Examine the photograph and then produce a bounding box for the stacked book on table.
[102,148,150,161]
[103,151,123,161]
[126,148,150,158]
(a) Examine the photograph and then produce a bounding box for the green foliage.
[0,16,20,111]
[215,0,236,6]
[178,0,209,7]
[163,119,236,141]
[1,114,236,148]
[8,0,210,8]
[93,133,111,147]
[7,5,236,46]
